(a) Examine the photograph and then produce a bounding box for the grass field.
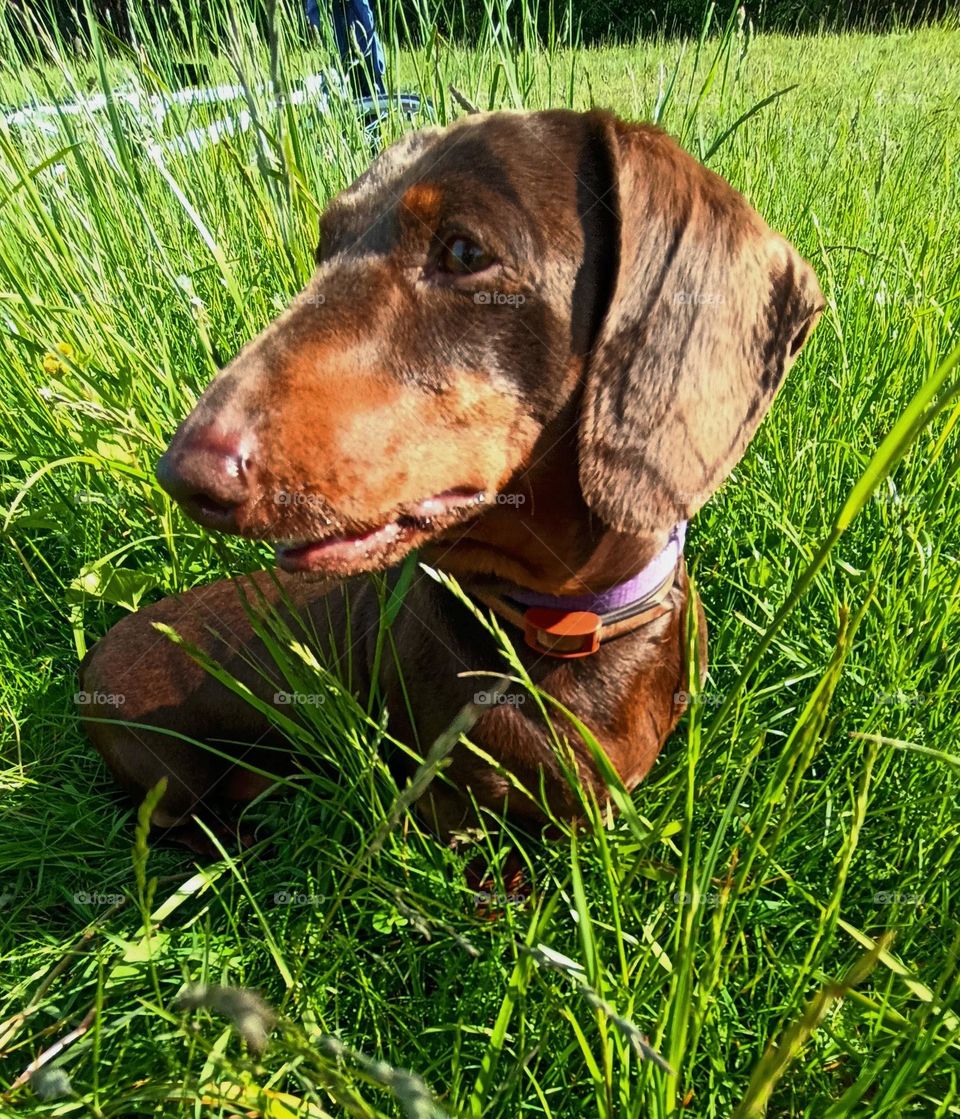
[1,2,960,1115]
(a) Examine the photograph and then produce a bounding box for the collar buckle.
[523,607,602,659]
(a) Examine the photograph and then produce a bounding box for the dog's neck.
[467,524,684,657]
[503,522,685,611]
[427,411,680,597]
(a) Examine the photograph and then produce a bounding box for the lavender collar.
[506,522,687,614]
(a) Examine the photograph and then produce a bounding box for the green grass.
[1,1,960,1115]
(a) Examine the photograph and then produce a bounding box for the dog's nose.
[156,428,254,531]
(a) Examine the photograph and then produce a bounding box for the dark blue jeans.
[305,0,387,99]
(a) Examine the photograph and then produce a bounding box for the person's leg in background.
[306,0,386,100]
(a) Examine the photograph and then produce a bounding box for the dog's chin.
[273,488,489,577]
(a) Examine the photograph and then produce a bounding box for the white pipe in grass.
[10,75,427,180]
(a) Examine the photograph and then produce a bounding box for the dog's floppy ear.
[577,113,824,535]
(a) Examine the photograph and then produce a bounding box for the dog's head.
[157,109,822,577]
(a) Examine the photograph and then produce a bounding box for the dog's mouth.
[274,487,488,575]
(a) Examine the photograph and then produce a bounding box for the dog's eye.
[437,237,495,276]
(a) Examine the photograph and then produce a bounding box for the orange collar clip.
[522,607,603,659]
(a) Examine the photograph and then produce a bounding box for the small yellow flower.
[42,341,75,375]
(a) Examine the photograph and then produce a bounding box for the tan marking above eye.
[400,182,444,224]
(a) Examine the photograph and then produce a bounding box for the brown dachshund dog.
[79,109,822,846]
